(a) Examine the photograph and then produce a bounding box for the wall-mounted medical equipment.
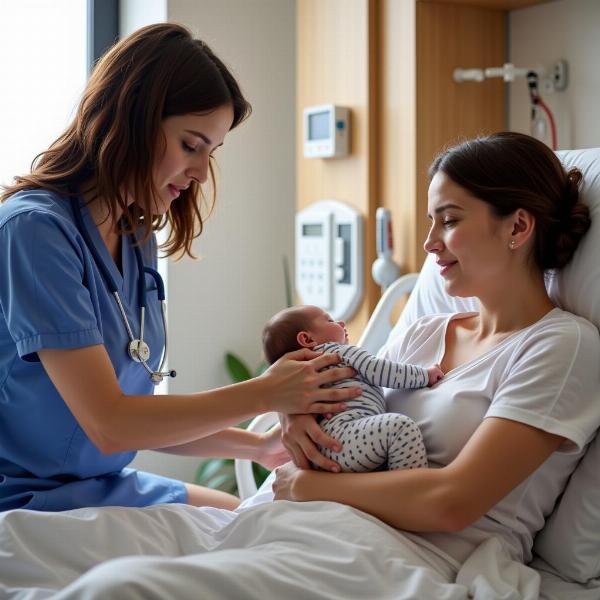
[453,60,567,150]
[303,104,350,158]
[371,207,400,292]
[527,71,557,150]
[295,200,363,321]
[453,60,568,91]
[70,197,176,386]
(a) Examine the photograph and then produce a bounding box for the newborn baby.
[262,305,443,472]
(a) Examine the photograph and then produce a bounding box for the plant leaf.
[254,360,269,377]
[225,352,252,383]
[195,458,229,483]
[252,462,271,488]
[207,472,236,491]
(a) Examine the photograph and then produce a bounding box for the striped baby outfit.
[314,342,429,472]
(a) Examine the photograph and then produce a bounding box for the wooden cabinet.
[297,0,545,336]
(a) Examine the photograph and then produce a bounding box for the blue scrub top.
[0,189,187,511]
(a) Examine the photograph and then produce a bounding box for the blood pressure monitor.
[303,105,350,158]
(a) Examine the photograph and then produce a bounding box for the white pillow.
[393,147,600,584]
[533,148,600,584]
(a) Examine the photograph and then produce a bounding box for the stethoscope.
[70,197,176,385]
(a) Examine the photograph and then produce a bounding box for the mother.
[275,132,600,568]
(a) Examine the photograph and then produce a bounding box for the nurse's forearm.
[102,378,271,453]
[156,427,263,460]
[39,344,354,455]
[39,345,270,454]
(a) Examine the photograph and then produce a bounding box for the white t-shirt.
[380,307,600,565]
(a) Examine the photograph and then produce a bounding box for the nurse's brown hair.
[1,23,251,258]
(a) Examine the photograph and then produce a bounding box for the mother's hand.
[259,348,360,416]
[279,413,342,472]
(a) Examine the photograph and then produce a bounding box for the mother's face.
[424,172,517,299]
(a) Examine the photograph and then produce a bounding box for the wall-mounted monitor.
[303,104,350,158]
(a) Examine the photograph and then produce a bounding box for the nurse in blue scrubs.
[0,24,359,513]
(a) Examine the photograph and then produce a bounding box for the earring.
[509,240,516,249]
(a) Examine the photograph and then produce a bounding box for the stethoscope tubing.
[70,196,173,384]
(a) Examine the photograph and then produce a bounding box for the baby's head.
[262,305,348,364]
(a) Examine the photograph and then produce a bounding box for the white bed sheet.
[0,477,588,599]
[535,560,600,600]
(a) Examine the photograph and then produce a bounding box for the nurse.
[0,23,359,512]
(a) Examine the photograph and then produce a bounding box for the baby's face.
[304,307,348,345]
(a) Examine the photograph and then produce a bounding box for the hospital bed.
[1,147,600,599]
[235,146,600,599]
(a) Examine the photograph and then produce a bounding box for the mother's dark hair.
[429,132,590,270]
[1,23,252,258]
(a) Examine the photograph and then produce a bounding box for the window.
[0,1,88,188]
[0,4,170,393]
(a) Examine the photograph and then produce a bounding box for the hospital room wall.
[123,0,296,483]
[508,0,600,148]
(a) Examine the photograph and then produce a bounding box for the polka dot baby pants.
[318,410,428,472]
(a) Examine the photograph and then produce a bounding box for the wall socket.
[552,59,568,91]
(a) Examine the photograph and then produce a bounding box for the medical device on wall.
[70,197,176,386]
[303,105,350,158]
[527,71,557,150]
[371,208,400,292]
[295,200,363,321]
[453,60,568,90]
[453,60,567,150]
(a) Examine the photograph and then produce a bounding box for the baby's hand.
[427,364,444,386]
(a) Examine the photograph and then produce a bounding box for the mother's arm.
[273,416,564,532]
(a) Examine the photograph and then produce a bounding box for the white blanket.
[0,483,542,600]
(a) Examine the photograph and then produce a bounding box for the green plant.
[194,257,292,495]
[225,353,268,383]
[194,457,237,495]
[193,353,272,495]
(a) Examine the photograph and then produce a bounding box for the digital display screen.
[302,223,323,237]
[308,111,330,140]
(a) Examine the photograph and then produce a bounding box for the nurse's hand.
[254,425,291,470]
[260,348,361,415]
[272,461,303,501]
[279,413,342,473]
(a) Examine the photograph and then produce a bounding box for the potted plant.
[194,257,292,495]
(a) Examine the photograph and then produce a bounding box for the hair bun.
[553,167,590,269]
[564,167,583,208]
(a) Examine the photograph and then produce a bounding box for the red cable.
[536,97,558,150]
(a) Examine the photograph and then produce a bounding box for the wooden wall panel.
[415,2,505,268]
[378,0,418,274]
[297,0,378,339]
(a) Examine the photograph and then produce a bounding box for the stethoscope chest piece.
[70,196,176,386]
[128,339,151,363]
